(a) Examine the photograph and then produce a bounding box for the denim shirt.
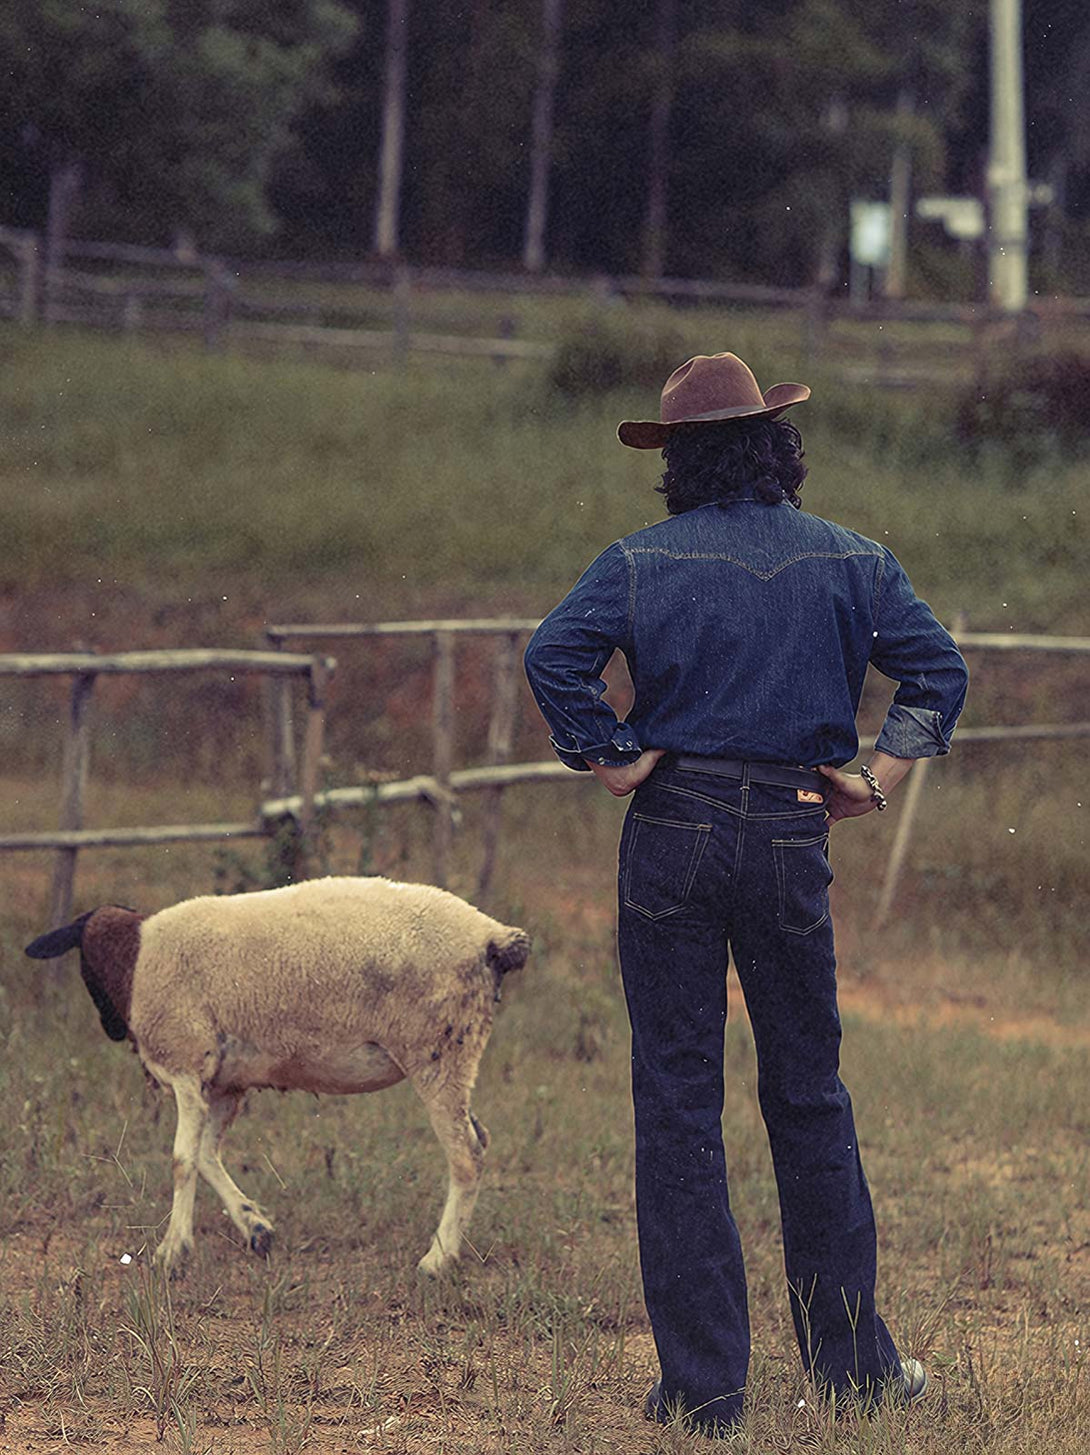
[524,496,968,771]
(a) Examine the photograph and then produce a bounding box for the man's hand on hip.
[818,752,915,823]
[817,765,876,822]
[588,749,666,797]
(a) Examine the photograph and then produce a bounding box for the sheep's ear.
[25,911,96,960]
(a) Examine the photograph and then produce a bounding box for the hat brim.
[617,382,811,450]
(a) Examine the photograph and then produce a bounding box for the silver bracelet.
[859,764,888,812]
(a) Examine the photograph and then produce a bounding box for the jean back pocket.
[772,832,833,936]
[623,813,712,920]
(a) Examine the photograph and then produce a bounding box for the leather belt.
[670,754,828,793]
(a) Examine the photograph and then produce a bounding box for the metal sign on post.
[849,201,891,307]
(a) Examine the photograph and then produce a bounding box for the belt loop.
[741,762,751,789]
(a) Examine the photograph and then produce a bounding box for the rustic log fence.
[3,227,1090,377]
[871,627,1090,927]
[0,650,335,930]
[265,619,544,898]
[266,619,1090,920]
[1,625,1087,929]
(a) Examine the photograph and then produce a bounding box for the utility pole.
[987,0,1028,312]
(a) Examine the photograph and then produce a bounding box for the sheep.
[24,875,531,1277]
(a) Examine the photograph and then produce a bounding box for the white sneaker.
[901,1357,928,1403]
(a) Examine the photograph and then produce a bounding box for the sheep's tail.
[487,927,531,976]
[486,927,531,1001]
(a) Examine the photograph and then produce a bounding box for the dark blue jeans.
[617,759,902,1431]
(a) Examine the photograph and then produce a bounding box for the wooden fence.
[266,619,1090,919]
[2,625,1088,929]
[3,228,1090,379]
[266,619,543,898]
[0,650,334,929]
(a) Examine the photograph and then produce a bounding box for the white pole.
[987,0,1028,312]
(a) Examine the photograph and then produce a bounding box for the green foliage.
[954,352,1090,468]
[0,0,357,247]
[2,0,1090,290]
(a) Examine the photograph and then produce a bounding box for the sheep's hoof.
[250,1224,274,1258]
[417,1245,454,1279]
[154,1240,192,1278]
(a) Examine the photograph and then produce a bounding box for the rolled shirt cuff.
[548,723,642,771]
[874,704,954,759]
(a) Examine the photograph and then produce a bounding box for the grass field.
[0,318,1088,1451]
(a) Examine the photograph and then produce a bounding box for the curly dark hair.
[656,418,808,514]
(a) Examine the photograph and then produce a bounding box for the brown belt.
[670,754,828,793]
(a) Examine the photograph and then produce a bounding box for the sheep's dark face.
[25,906,143,1042]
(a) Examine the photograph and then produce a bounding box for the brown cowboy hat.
[617,352,811,449]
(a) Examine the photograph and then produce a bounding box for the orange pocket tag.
[797,788,824,804]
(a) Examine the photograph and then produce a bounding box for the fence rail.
[265,619,1090,920]
[0,649,334,930]
[2,624,1087,929]
[4,225,1090,378]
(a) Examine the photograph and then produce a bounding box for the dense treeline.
[2,0,1088,292]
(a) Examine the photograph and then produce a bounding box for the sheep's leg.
[413,1077,490,1277]
[196,1091,275,1257]
[154,1076,208,1274]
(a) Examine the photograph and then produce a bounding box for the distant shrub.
[548,309,686,396]
[954,352,1090,464]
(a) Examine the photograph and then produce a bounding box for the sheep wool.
[26,875,531,1277]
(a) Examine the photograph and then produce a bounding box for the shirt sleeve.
[523,542,642,772]
[870,547,969,758]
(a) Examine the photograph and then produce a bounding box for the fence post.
[803,287,827,368]
[265,633,298,798]
[298,660,331,856]
[477,630,522,901]
[49,671,96,931]
[392,264,412,361]
[431,630,456,887]
[872,610,967,929]
[203,260,232,352]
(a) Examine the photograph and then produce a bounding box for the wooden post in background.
[477,630,522,901]
[431,630,456,887]
[49,671,96,931]
[873,611,967,929]
[298,659,331,858]
[392,264,412,361]
[18,230,39,326]
[266,633,298,799]
[203,260,232,352]
[803,287,827,368]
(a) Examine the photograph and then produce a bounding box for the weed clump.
[955,351,1090,467]
[548,310,685,397]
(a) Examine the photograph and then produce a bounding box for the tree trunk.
[374,0,409,259]
[814,96,848,290]
[884,88,914,299]
[523,0,564,273]
[641,0,677,280]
